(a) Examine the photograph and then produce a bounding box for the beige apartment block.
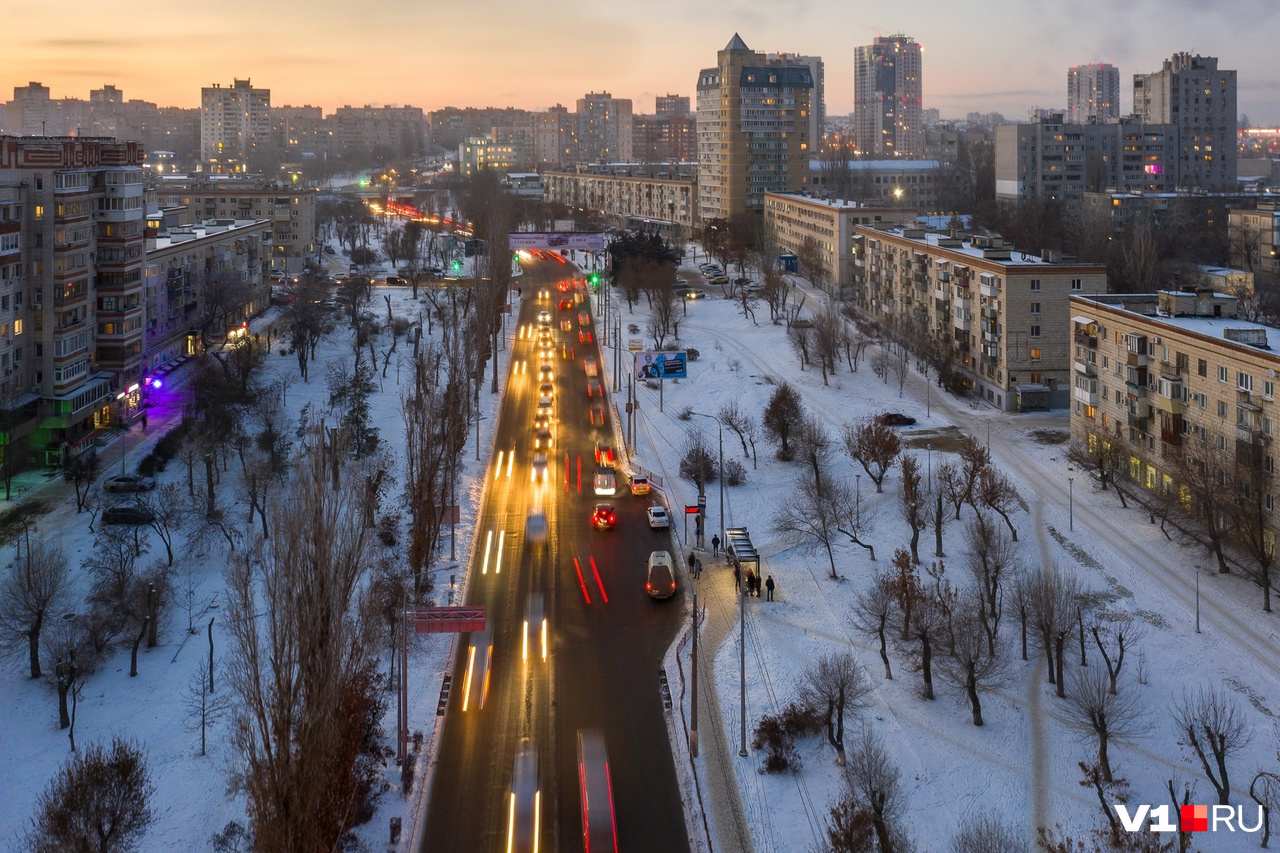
[853,227,1108,411]
[1229,203,1280,277]
[763,192,914,297]
[1069,290,1280,553]
[544,165,697,237]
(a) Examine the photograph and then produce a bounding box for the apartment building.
[852,226,1108,410]
[763,192,915,297]
[0,136,147,466]
[853,35,923,158]
[543,164,697,237]
[696,34,813,222]
[457,136,523,178]
[1134,53,1237,192]
[577,92,633,164]
[1228,202,1280,277]
[772,54,825,153]
[535,105,577,169]
[1067,63,1121,124]
[1069,290,1280,554]
[329,105,429,160]
[152,178,316,274]
[807,159,943,209]
[633,113,696,164]
[143,218,271,373]
[995,113,1179,204]
[200,79,271,171]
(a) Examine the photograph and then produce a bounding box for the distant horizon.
[5,0,1279,124]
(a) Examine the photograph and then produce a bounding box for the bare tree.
[773,472,856,580]
[1063,663,1149,783]
[789,322,813,371]
[958,436,991,515]
[1172,687,1253,806]
[64,449,99,513]
[940,592,1007,726]
[1067,434,1130,509]
[718,400,755,461]
[762,382,805,461]
[795,415,833,491]
[843,417,902,493]
[1089,614,1144,695]
[0,539,69,679]
[975,466,1019,542]
[900,455,928,565]
[24,736,154,853]
[938,461,967,521]
[183,668,230,757]
[224,431,382,850]
[830,727,911,853]
[965,517,1017,656]
[1028,566,1082,697]
[798,651,873,766]
[1169,437,1233,574]
[1251,770,1280,849]
[894,570,945,701]
[813,308,844,381]
[852,574,896,680]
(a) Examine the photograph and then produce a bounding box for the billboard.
[508,232,606,251]
[634,351,687,380]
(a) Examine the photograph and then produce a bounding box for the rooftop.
[864,226,1063,265]
[1075,291,1280,354]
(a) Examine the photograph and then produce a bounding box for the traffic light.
[451,259,463,273]
[588,272,601,290]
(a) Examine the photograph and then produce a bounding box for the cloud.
[35,37,144,50]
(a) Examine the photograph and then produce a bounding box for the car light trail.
[494,450,504,481]
[506,450,515,478]
[589,556,608,603]
[573,557,591,604]
[481,530,493,574]
[495,530,506,574]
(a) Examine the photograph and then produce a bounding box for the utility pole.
[690,593,699,757]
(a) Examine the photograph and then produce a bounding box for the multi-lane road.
[421,258,691,852]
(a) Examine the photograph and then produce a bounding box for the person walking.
[693,558,702,579]
[688,552,696,574]
[765,575,775,601]
[711,534,720,556]
[733,563,740,587]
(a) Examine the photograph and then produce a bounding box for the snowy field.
[1,244,1277,852]
[635,252,1280,852]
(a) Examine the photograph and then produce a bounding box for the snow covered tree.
[0,539,69,679]
[24,736,154,852]
[842,417,902,493]
[1172,686,1252,806]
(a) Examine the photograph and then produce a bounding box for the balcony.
[979,281,1000,299]
[1074,386,1099,406]
[933,284,950,301]
[1127,413,1150,431]
[1126,350,1148,367]
[1074,359,1097,377]
[1125,382,1147,398]
[1073,330,1097,348]
[1152,389,1182,415]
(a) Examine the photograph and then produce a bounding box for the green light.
[452,260,463,272]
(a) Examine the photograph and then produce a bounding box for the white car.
[537,310,551,325]
[647,505,671,529]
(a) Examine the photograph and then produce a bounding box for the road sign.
[697,494,707,510]
[685,505,699,515]
[627,338,644,351]
[409,606,486,634]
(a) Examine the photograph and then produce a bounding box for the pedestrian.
[765,575,775,601]
[141,410,148,431]
[733,564,741,587]
[743,568,753,594]
[711,534,720,556]
[688,552,696,573]
[694,558,702,579]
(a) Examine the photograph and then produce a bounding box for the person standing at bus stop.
[711,534,720,556]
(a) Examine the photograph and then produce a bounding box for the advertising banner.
[508,232,606,251]
[634,351,687,380]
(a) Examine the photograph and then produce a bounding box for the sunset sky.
[5,0,1279,123]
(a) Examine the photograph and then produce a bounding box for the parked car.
[878,412,917,426]
[708,275,730,285]
[647,505,671,529]
[103,505,155,525]
[103,474,156,493]
[323,245,336,255]
[681,288,708,300]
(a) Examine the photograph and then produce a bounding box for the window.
[1029,302,1041,314]
[1029,348,1041,361]
[1030,325,1041,338]
[1071,279,1082,290]
[1267,380,1275,399]
[1198,359,1207,377]
[1030,279,1041,292]
[1239,372,1254,392]
[1218,365,1228,382]
[1197,393,1208,409]
[1218,400,1227,417]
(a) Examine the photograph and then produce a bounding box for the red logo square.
[1181,804,1208,832]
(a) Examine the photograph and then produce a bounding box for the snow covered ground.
[2,243,1278,852]
[630,252,1280,852]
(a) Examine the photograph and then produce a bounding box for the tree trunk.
[57,679,70,729]
[967,666,983,726]
[877,620,892,679]
[920,634,934,700]
[1099,731,1112,783]
[934,491,944,557]
[27,610,42,679]
[130,617,149,677]
[1054,637,1066,698]
[1019,607,1028,661]
[147,584,158,648]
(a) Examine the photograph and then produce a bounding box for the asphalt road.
[421,259,690,853]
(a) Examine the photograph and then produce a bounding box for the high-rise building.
[773,54,825,152]
[696,34,814,222]
[853,35,923,158]
[1067,63,1120,123]
[1134,53,1237,190]
[655,95,690,117]
[535,105,577,169]
[200,79,271,171]
[576,92,633,164]
[0,136,148,466]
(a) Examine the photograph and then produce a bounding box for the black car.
[878,412,917,426]
[102,505,155,525]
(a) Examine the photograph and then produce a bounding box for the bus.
[576,730,618,853]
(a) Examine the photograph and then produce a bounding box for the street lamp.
[926,443,932,492]
[856,473,862,526]
[688,411,724,548]
[1068,476,1074,531]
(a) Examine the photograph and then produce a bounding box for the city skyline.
[5,0,1280,123]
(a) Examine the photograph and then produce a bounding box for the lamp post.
[1195,566,1201,633]
[856,474,862,526]
[1068,476,1074,531]
[475,414,485,461]
[739,562,747,758]
[926,443,932,492]
[689,411,724,547]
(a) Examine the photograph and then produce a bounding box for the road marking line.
[573,557,591,604]
[590,556,608,603]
